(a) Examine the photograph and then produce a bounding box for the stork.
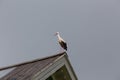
[55,32,67,52]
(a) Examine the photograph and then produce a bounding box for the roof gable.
[0,53,65,80]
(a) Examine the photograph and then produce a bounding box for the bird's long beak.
[54,33,57,36]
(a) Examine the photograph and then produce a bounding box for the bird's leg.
[59,47,65,53]
[59,47,63,53]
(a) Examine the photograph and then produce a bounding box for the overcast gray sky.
[0,0,120,80]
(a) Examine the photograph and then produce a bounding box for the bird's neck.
[57,34,65,42]
[57,34,61,39]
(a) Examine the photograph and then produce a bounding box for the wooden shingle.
[0,52,65,80]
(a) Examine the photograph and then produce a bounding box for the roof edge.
[0,52,66,71]
[64,54,78,80]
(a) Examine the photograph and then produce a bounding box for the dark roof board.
[0,52,65,80]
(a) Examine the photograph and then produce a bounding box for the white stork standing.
[55,32,67,52]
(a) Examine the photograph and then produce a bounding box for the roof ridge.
[0,52,66,71]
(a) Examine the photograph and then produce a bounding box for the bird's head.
[54,32,59,36]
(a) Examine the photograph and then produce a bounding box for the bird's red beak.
[54,33,57,36]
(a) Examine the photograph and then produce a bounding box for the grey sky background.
[0,0,120,80]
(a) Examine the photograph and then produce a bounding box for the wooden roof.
[0,52,66,80]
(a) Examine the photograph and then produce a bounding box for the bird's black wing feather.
[59,41,67,51]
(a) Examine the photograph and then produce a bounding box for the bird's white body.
[56,34,66,42]
[55,32,67,51]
